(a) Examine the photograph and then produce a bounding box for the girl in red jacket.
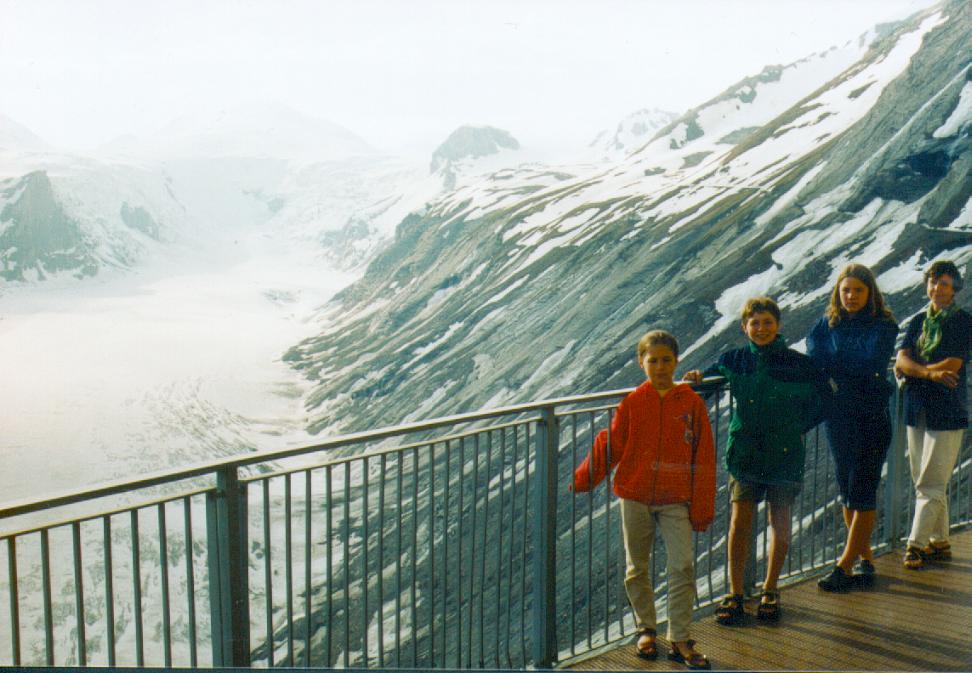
[573,330,715,670]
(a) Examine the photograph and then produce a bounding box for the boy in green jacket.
[685,296,829,624]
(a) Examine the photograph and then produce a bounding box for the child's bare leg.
[763,502,791,591]
[838,509,876,572]
[728,500,754,596]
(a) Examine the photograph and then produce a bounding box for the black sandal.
[634,627,657,660]
[756,589,780,621]
[715,593,744,625]
[668,639,711,670]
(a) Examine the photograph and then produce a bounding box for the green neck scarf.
[918,302,956,360]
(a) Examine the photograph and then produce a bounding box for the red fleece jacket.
[573,381,716,531]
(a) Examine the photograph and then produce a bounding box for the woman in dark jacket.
[807,263,898,591]
[894,260,971,569]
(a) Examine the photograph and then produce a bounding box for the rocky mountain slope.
[286,1,972,437]
[0,159,189,282]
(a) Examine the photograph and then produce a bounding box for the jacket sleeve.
[804,364,835,432]
[688,396,716,531]
[805,317,829,369]
[573,397,629,492]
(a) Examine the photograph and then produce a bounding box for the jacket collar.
[748,334,787,356]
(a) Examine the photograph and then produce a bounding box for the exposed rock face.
[287,1,972,437]
[0,171,94,281]
[431,126,521,189]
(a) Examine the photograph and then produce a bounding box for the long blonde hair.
[826,263,895,327]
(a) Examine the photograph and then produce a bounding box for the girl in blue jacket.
[807,263,898,592]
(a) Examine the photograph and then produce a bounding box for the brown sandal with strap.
[756,589,780,621]
[634,627,658,660]
[904,546,925,570]
[669,639,711,670]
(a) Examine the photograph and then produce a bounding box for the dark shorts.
[824,408,892,511]
[729,477,799,507]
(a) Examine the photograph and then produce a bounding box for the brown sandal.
[756,589,780,621]
[715,593,744,625]
[635,627,658,660]
[669,639,711,670]
[904,546,925,570]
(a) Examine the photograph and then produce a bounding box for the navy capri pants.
[823,407,892,511]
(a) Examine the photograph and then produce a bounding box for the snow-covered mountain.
[587,108,679,162]
[0,113,51,153]
[101,102,375,163]
[286,1,972,437]
[0,157,189,282]
[430,125,522,189]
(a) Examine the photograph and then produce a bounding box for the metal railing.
[1,377,970,668]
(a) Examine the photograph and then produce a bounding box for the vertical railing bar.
[211,471,255,669]
[427,445,436,667]
[570,413,577,656]
[326,465,335,668]
[183,497,197,668]
[361,457,371,669]
[410,447,419,667]
[480,432,492,668]
[457,436,465,667]
[131,510,144,666]
[532,406,559,668]
[262,479,274,668]
[158,504,172,667]
[7,537,21,666]
[104,517,116,667]
[586,414,594,650]
[707,395,719,602]
[376,456,384,668]
[395,453,403,667]
[442,441,451,668]
[493,430,509,668]
[72,522,86,666]
[508,426,518,667]
[305,471,313,668]
[468,433,479,669]
[285,474,294,667]
[811,428,819,567]
[603,409,612,643]
[344,461,352,669]
[41,529,54,666]
[205,493,221,667]
[504,426,516,668]
[521,423,531,666]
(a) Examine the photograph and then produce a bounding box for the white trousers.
[906,414,964,548]
[619,499,695,641]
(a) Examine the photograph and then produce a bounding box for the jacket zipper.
[649,391,664,503]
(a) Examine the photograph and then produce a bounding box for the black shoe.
[853,559,875,587]
[818,565,855,592]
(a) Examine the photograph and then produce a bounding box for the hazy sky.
[1,0,938,157]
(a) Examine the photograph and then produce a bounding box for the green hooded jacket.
[708,336,828,486]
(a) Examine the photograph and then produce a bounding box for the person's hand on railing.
[683,370,703,384]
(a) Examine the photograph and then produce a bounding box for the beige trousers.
[907,414,964,548]
[619,499,695,641]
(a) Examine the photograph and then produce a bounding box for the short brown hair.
[637,330,679,362]
[740,296,781,323]
[925,260,963,291]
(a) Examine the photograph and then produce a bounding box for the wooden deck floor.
[565,528,972,671]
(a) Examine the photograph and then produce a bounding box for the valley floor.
[0,225,354,503]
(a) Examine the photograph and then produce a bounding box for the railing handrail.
[0,378,729,521]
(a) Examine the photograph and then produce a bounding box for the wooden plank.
[565,528,972,671]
